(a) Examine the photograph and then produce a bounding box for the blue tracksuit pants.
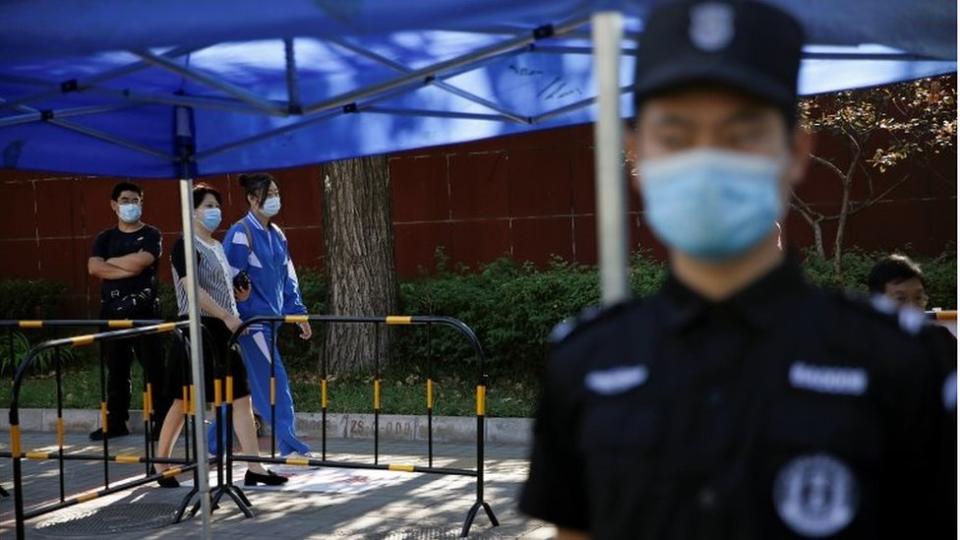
[208,324,309,456]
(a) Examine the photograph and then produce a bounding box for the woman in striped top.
[153,184,287,487]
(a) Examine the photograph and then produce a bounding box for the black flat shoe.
[244,469,288,486]
[156,474,179,488]
[89,425,130,441]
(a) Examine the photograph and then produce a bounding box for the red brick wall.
[1,123,955,316]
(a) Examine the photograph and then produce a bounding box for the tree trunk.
[832,175,852,282]
[789,194,826,259]
[320,155,399,374]
[831,138,861,283]
[811,219,825,260]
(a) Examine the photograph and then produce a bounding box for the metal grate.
[364,528,508,539]
[33,503,177,536]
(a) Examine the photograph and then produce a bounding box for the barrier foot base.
[459,500,498,537]
[234,485,253,508]
[174,487,198,523]
[210,484,254,518]
[189,494,222,520]
[0,485,9,497]
[482,502,499,527]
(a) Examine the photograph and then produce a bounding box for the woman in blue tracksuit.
[215,172,312,457]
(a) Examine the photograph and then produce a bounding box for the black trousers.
[99,303,171,428]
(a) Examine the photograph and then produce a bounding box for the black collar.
[661,256,807,332]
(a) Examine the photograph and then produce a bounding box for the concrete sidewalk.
[0,430,551,539]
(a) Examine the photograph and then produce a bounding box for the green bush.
[920,250,957,310]
[158,282,178,320]
[0,331,76,377]
[629,249,669,295]
[0,279,68,320]
[396,256,600,379]
[394,247,955,381]
[2,246,954,383]
[277,267,327,371]
[392,251,665,380]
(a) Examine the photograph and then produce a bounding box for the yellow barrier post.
[320,377,328,459]
[54,346,66,501]
[10,425,21,458]
[476,385,486,417]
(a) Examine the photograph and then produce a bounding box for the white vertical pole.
[176,105,211,538]
[591,12,629,305]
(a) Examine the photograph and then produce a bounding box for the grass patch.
[291,371,537,417]
[1,363,538,418]
[0,359,124,410]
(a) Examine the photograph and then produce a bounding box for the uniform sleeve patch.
[789,362,868,396]
[548,318,576,343]
[896,307,925,336]
[548,305,607,345]
[585,365,648,395]
[943,371,956,411]
[869,294,898,315]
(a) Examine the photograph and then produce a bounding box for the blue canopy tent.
[0,1,955,177]
[0,1,955,537]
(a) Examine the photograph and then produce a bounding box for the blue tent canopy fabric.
[0,0,955,178]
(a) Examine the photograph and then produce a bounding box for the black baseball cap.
[633,0,806,117]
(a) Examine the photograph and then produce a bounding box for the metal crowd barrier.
[1,319,165,499]
[3,321,214,540]
[219,314,499,538]
[2,314,498,538]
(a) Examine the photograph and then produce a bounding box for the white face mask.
[118,203,142,224]
[261,196,281,217]
[639,148,786,261]
[197,207,222,232]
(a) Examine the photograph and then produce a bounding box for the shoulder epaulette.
[832,290,926,337]
[549,297,642,346]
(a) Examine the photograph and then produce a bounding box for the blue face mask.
[261,196,281,217]
[200,207,222,232]
[639,149,785,261]
[118,203,142,224]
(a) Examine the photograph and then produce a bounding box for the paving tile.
[0,430,549,539]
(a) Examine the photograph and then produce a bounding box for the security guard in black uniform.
[519,1,956,539]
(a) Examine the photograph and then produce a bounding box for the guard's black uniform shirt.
[520,259,954,539]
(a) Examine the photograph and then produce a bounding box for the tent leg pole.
[591,11,629,306]
[179,177,212,539]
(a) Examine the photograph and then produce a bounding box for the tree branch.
[843,142,861,187]
[809,154,846,181]
[847,175,910,217]
[790,193,824,224]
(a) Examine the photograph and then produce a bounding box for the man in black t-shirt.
[87,182,170,441]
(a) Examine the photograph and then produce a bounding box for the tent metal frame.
[1,45,211,110]
[0,16,944,167]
